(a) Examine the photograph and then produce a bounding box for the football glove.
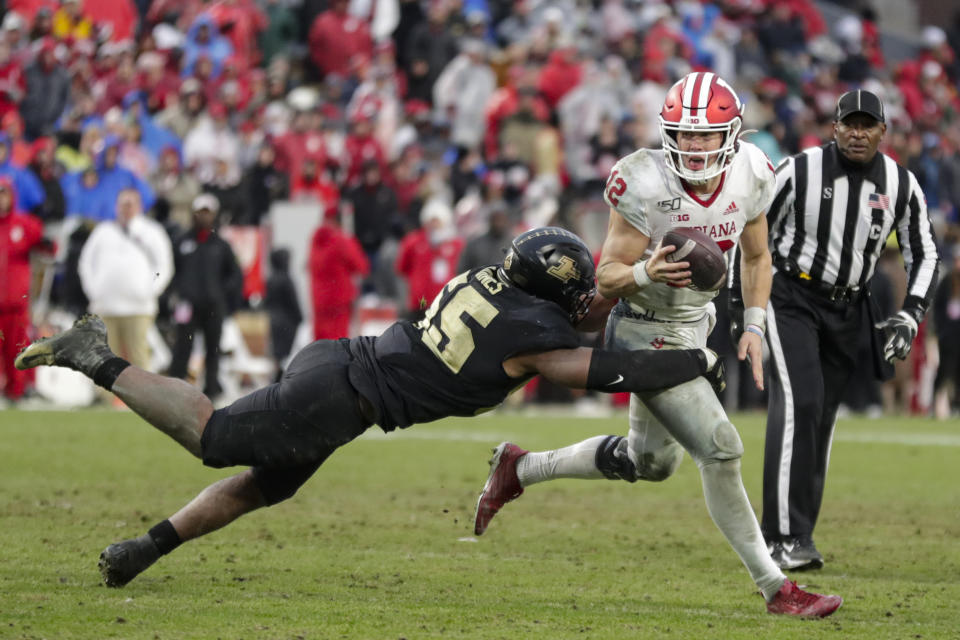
[875,311,918,363]
[702,348,726,396]
[728,297,744,347]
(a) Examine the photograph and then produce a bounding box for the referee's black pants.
[761,273,864,542]
[169,304,225,397]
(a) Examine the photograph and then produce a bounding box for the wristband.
[743,306,766,333]
[745,325,764,339]
[632,259,652,289]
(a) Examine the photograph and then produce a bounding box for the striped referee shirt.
[765,141,939,318]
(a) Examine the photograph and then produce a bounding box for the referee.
[730,90,940,571]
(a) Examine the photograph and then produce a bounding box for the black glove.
[728,296,744,348]
[874,311,918,363]
[702,349,726,396]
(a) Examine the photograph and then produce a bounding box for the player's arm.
[502,346,724,395]
[596,207,691,299]
[575,291,616,333]
[737,214,772,390]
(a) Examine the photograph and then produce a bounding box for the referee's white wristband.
[632,259,652,289]
[744,306,766,334]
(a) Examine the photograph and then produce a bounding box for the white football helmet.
[659,72,743,185]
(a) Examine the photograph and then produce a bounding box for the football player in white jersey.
[474,72,844,617]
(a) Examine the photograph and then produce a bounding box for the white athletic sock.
[516,436,609,487]
[699,458,786,601]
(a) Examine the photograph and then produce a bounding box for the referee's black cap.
[835,90,885,123]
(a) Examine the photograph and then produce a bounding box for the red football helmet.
[659,72,743,184]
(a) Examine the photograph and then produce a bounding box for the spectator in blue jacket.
[97,135,155,208]
[62,136,155,219]
[182,14,234,80]
[121,90,183,165]
[61,166,114,220]
[0,133,45,213]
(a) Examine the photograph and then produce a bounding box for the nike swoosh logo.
[607,375,624,386]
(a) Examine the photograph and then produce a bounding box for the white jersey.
[603,141,776,322]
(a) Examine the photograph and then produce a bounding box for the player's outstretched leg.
[474,442,528,535]
[17,314,213,457]
[766,579,843,617]
[100,470,267,587]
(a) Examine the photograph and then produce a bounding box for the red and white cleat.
[473,442,528,536]
[766,579,843,618]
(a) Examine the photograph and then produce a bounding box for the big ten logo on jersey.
[605,170,627,206]
[670,213,690,223]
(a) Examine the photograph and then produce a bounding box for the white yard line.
[831,432,960,447]
[361,426,960,447]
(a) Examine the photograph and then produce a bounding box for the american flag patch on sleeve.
[868,193,890,210]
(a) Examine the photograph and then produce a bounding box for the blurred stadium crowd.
[1,0,960,417]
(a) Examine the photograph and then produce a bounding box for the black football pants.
[201,339,372,504]
[761,274,864,542]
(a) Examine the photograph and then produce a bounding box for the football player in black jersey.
[16,227,722,588]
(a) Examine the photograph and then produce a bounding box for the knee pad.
[697,419,744,466]
[595,436,639,482]
[626,401,684,482]
[631,442,684,482]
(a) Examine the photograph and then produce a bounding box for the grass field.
[1,408,958,639]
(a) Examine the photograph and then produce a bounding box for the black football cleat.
[772,535,825,571]
[15,314,114,376]
[99,536,161,588]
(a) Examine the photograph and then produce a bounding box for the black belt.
[773,256,862,304]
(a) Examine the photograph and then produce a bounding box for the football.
[662,227,727,291]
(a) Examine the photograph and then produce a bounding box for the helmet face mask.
[500,227,597,324]
[659,72,743,185]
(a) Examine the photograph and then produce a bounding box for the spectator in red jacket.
[0,40,25,123]
[307,0,372,80]
[343,109,389,186]
[82,0,137,42]
[290,157,339,210]
[273,107,328,178]
[2,111,31,167]
[537,44,583,109]
[483,67,549,159]
[395,198,464,321]
[308,205,369,340]
[207,0,267,69]
[0,177,47,401]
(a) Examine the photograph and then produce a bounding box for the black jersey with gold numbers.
[347,266,582,431]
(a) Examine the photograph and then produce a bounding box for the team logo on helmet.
[546,255,580,283]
